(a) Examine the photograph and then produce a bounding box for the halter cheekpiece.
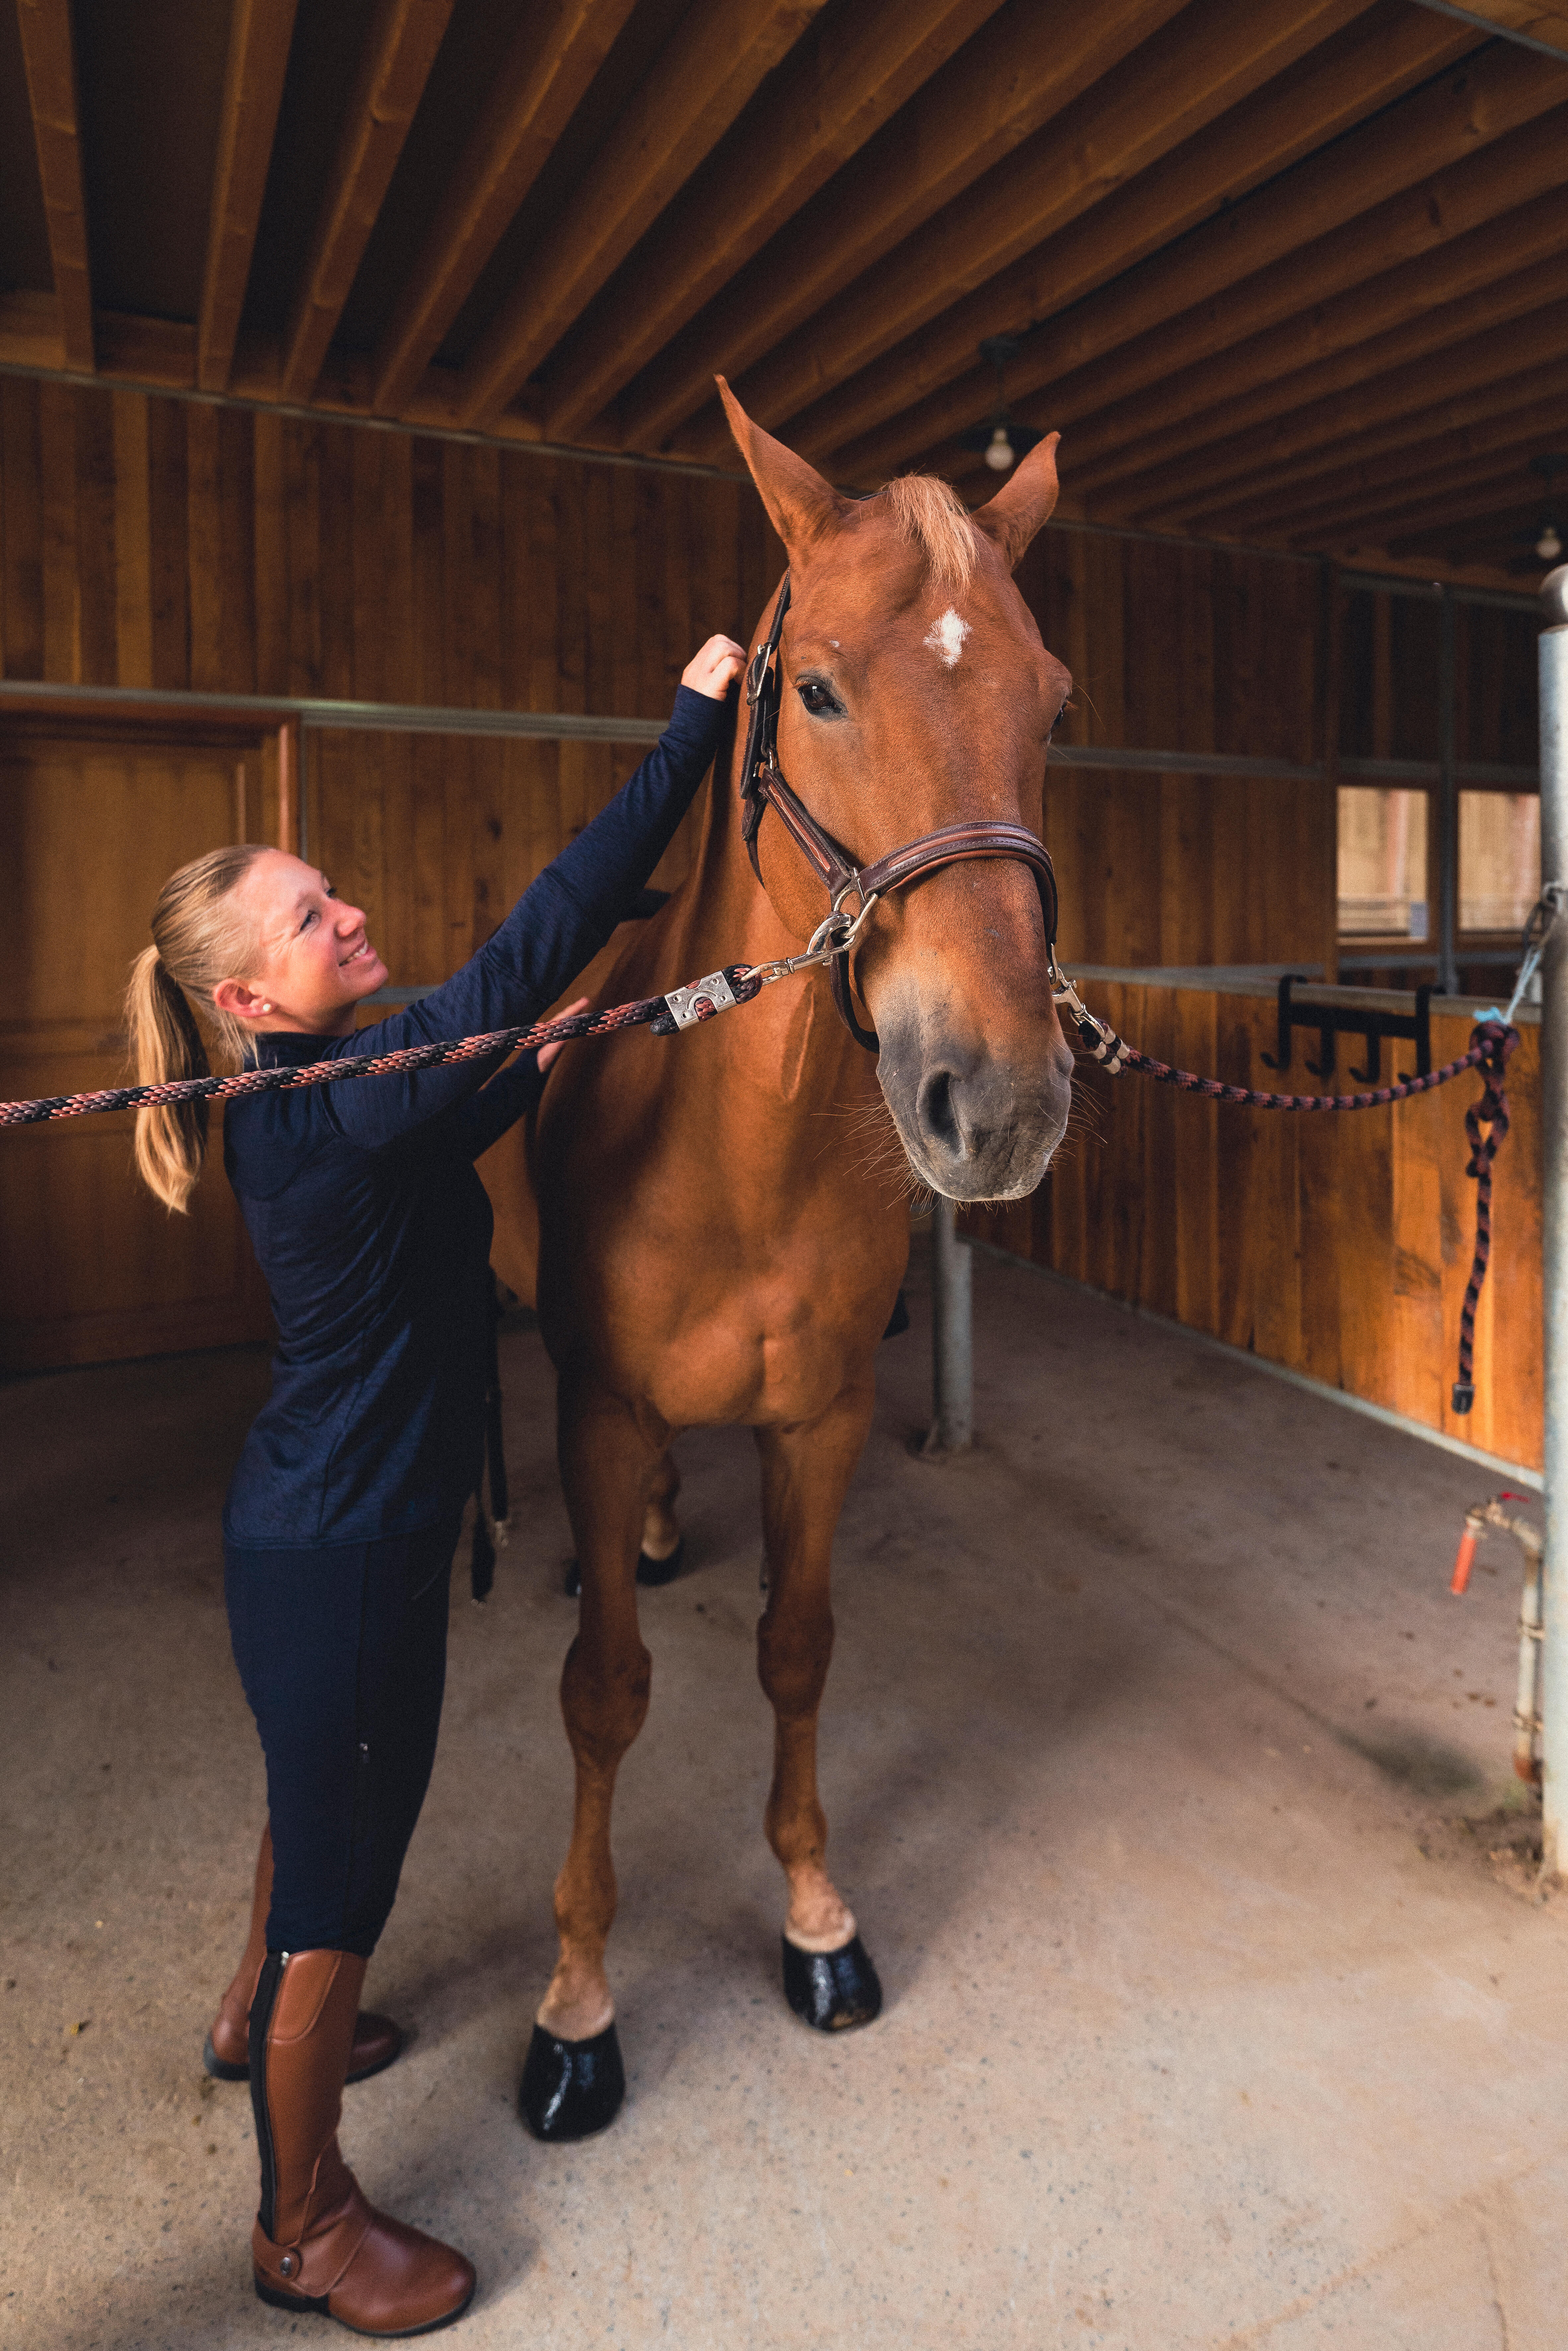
[739,574,1061,1051]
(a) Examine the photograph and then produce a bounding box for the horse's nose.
[912,1044,1071,1199]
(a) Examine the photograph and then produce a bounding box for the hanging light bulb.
[1536,520,1563,563]
[985,423,1016,472]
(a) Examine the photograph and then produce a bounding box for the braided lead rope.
[1054,970,1519,1419]
[0,965,764,1128]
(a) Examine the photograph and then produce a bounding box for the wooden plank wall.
[1019,527,1336,972]
[967,987,1542,1471]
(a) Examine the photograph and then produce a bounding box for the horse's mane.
[876,474,978,591]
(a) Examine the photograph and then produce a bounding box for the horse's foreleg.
[521,1380,663,2141]
[754,1381,883,2031]
[639,1447,682,1573]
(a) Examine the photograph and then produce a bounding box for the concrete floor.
[3,1243,1565,2351]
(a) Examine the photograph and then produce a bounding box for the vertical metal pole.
[1540,565,1568,1873]
[928,1196,973,1452]
[1437,584,1459,995]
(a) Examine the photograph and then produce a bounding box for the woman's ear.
[213,978,271,1020]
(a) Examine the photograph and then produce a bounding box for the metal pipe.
[927,1198,973,1453]
[1540,565,1568,1872]
[1437,584,1459,996]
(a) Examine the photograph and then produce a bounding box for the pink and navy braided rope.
[1071,1011,1519,1418]
[0,965,762,1127]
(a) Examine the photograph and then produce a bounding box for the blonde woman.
[126,638,744,2335]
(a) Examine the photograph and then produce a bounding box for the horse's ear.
[972,432,1061,570]
[718,377,850,557]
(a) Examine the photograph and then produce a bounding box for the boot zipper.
[249,1949,289,2241]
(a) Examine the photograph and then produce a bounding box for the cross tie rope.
[0,957,1522,1419]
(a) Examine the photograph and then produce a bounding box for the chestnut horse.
[488,383,1074,2138]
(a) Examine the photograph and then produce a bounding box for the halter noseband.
[739,574,1062,1052]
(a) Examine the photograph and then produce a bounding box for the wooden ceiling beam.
[1060,207,1568,496]
[278,0,456,405]
[1283,460,1565,560]
[1414,2,1568,59]
[1190,383,1568,538]
[1388,501,1549,563]
[612,0,1181,454]
[1125,309,1568,526]
[540,0,999,442]
[827,49,1568,487]
[16,0,93,372]
[453,0,832,433]
[369,0,639,418]
[675,0,1400,467]
[1265,412,1566,548]
[198,0,301,393]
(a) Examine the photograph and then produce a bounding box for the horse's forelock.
[876,475,978,592]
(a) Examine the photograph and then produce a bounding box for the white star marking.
[923,607,970,667]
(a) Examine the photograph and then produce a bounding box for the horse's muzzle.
[876,1020,1073,1202]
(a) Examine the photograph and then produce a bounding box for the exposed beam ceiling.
[279,0,457,404]
[198,0,300,393]
[0,0,1562,587]
[15,0,92,370]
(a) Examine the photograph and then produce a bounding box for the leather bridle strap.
[740,572,1061,1054]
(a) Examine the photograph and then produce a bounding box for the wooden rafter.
[829,48,1568,487]
[279,0,457,405]
[678,0,1394,465]
[370,0,639,419]
[1340,451,1561,552]
[796,6,1489,478]
[198,0,301,394]
[615,0,1182,454]
[1234,394,1567,542]
[1122,307,1568,525]
[1415,1,1568,59]
[454,0,833,433]
[1061,212,1568,498]
[540,0,999,442]
[16,0,93,372]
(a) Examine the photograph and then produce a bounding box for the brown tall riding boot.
[250,1948,475,2334]
[205,1825,402,2084]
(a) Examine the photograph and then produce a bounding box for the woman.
[126,636,744,2335]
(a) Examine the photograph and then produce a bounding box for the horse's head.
[721,382,1074,1203]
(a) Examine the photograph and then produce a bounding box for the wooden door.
[0,722,275,1371]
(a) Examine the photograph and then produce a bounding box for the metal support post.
[927,1197,973,1453]
[1437,583,1459,995]
[1540,565,1568,1873]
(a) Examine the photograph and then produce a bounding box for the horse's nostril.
[917,1067,964,1156]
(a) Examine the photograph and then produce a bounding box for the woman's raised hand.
[681,635,747,700]
[536,998,590,1073]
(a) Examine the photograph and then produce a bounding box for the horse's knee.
[756,1604,834,1722]
[560,1634,653,1766]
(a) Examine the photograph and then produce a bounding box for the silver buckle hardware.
[663,970,740,1029]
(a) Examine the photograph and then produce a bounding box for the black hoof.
[781,1933,883,2032]
[636,1533,685,1587]
[519,2020,625,2141]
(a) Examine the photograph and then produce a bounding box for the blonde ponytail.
[125,844,269,1213]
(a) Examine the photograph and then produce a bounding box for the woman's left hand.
[681,635,747,699]
[536,998,590,1072]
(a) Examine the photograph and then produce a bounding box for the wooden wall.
[1022,528,1336,973]
[967,984,1542,1472]
[2,377,1379,1370]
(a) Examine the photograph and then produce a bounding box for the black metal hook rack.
[1260,973,1433,1085]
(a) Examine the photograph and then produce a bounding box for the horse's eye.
[797,677,842,718]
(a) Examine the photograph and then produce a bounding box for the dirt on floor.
[4,1245,1568,2351]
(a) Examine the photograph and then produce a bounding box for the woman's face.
[213,851,389,1037]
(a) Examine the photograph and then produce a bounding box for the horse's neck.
[670,744,883,1139]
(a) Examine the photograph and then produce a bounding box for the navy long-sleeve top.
[221,684,727,1551]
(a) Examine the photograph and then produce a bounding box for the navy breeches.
[224,1520,460,1957]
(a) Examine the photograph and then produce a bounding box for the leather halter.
[740,575,1061,1052]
